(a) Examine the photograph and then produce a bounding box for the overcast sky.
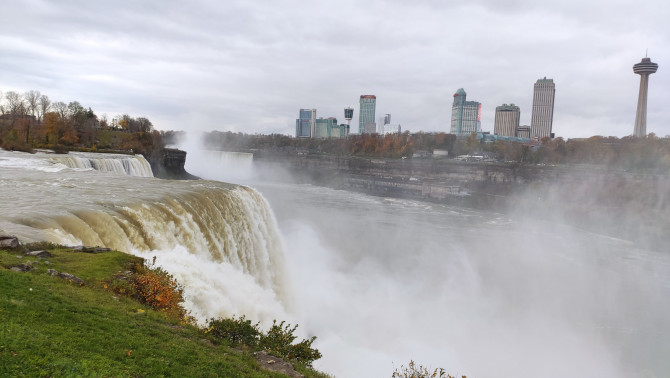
[1,0,668,138]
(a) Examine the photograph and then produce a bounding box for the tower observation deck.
[633,57,658,137]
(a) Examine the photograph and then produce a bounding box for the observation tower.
[633,56,658,137]
[344,107,354,126]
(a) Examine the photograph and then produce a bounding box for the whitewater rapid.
[0,149,289,324]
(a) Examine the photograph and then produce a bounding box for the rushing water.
[184,149,670,378]
[0,149,289,324]
[2,148,670,377]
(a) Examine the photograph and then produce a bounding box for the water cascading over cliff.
[49,152,154,177]
[0,150,289,324]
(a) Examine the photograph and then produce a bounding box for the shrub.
[260,320,321,367]
[391,361,459,378]
[206,317,322,367]
[132,264,187,319]
[206,316,261,346]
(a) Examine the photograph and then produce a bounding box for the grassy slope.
[0,247,323,377]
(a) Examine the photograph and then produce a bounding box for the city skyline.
[0,1,668,139]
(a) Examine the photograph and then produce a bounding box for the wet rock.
[0,235,19,249]
[10,262,34,272]
[253,351,303,378]
[73,246,112,253]
[25,250,52,258]
[48,269,85,286]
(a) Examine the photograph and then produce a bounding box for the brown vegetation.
[0,89,165,158]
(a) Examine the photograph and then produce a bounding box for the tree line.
[204,131,670,171]
[0,89,164,157]
[203,131,458,159]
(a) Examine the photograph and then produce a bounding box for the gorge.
[2,148,670,377]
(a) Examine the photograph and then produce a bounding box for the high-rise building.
[530,78,556,139]
[494,104,520,137]
[384,114,391,125]
[295,109,316,138]
[633,57,659,137]
[335,123,350,138]
[450,88,481,136]
[359,95,376,134]
[314,117,339,139]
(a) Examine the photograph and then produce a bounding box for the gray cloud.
[1,0,668,137]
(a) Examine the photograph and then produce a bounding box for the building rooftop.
[496,104,520,111]
[536,77,554,84]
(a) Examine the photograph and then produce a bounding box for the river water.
[2,148,669,377]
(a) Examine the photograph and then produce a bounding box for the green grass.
[0,246,327,377]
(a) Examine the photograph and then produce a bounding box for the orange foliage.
[133,266,187,319]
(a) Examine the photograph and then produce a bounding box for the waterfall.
[50,153,154,177]
[184,150,254,183]
[20,182,289,324]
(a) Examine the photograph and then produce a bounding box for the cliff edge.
[149,148,199,180]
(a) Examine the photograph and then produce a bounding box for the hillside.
[0,242,327,377]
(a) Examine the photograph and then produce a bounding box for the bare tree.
[136,117,153,133]
[99,113,109,128]
[24,90,40,119]
[38,94,51,122]
[5,91,26,116]
[52,101,68,120]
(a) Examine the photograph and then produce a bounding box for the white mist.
[178,136,670,378]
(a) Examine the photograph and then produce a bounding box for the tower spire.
[632,56,659,137]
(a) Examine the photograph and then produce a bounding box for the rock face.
[253,152,527,208]
[148,148,199,180]
[0,235,19,249]
[11,262,35,272]
[253,351,303,378]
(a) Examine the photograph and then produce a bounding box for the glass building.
[450,88,481,136]
[359,95,376,134]
[295,109,316,138]
[313,117,347,139]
